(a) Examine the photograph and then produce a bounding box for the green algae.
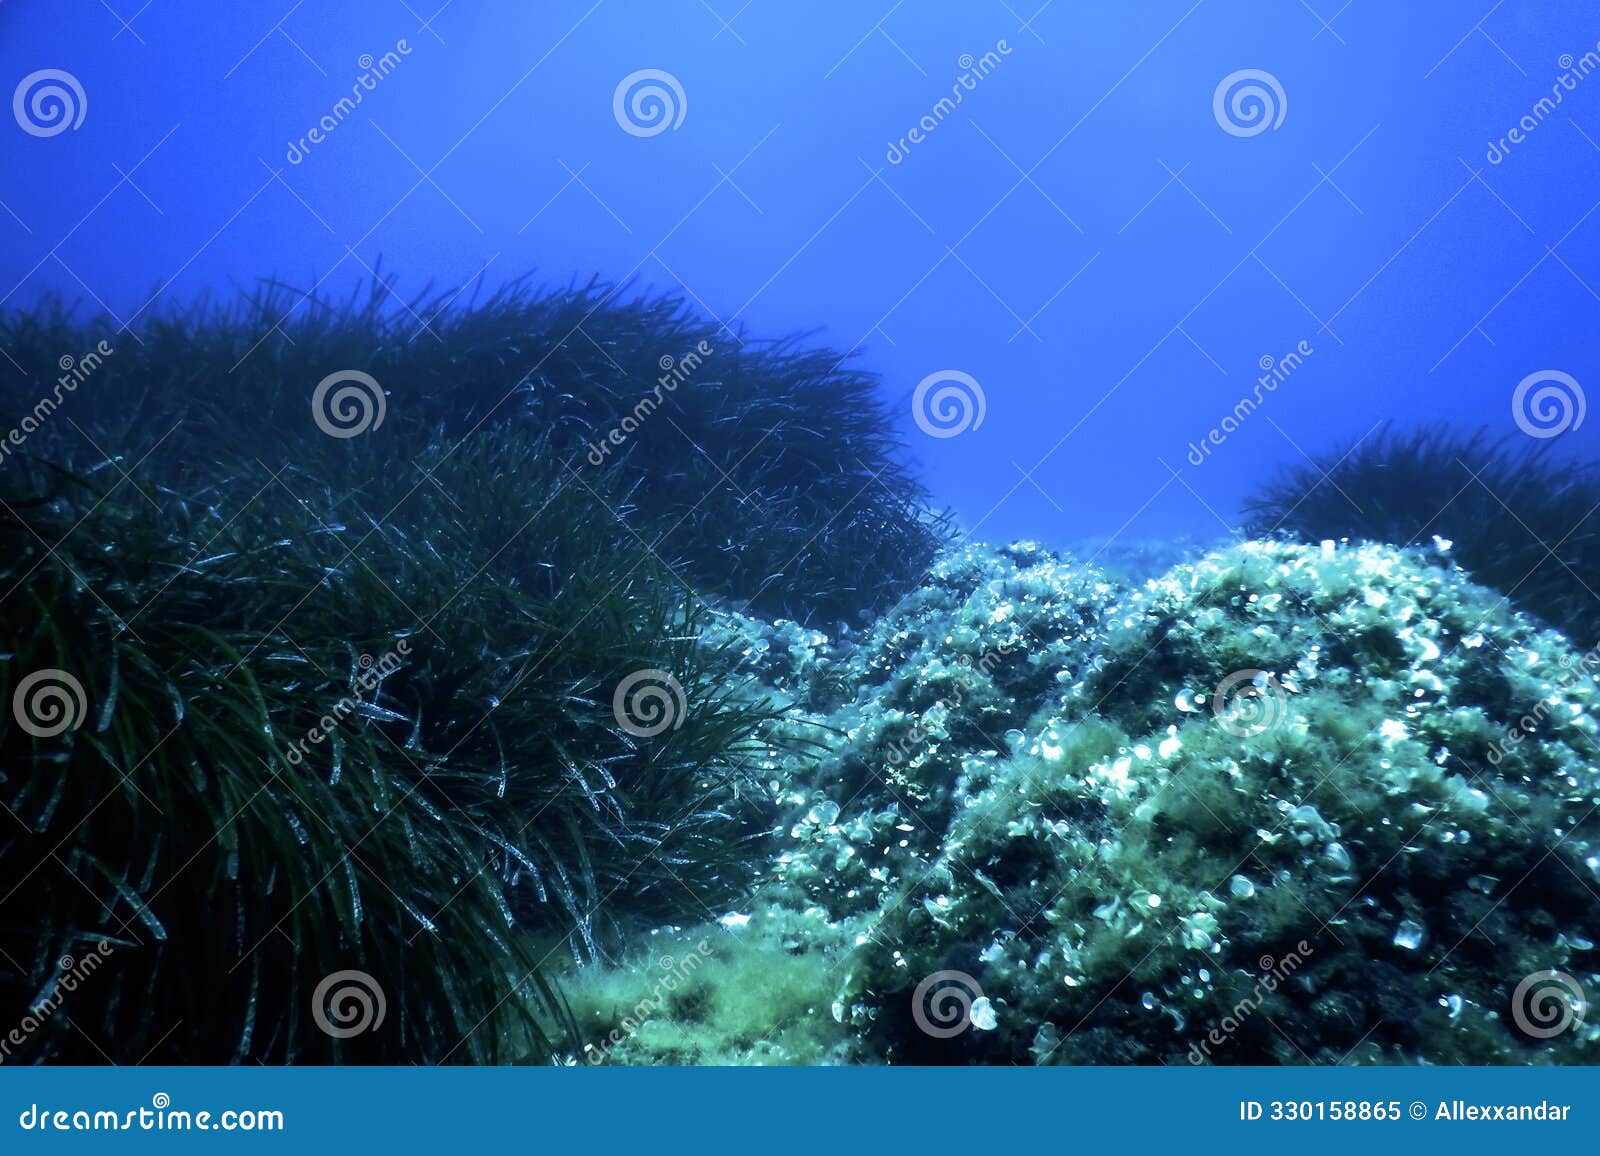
[557,913,855,1065]
[573,538,1600,1065]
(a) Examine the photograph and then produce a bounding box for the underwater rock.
[777,540,1600,1064]
[768,541,1124,923]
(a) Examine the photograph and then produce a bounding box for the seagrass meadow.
[1,284,1596,1066]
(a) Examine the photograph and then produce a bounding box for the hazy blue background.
[2,0,1596,547]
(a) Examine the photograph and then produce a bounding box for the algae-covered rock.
[572,539,1599,1065]
[771,542,1123,923]
[821,541,1599,1063]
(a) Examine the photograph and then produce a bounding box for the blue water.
[4,0,1595,544]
